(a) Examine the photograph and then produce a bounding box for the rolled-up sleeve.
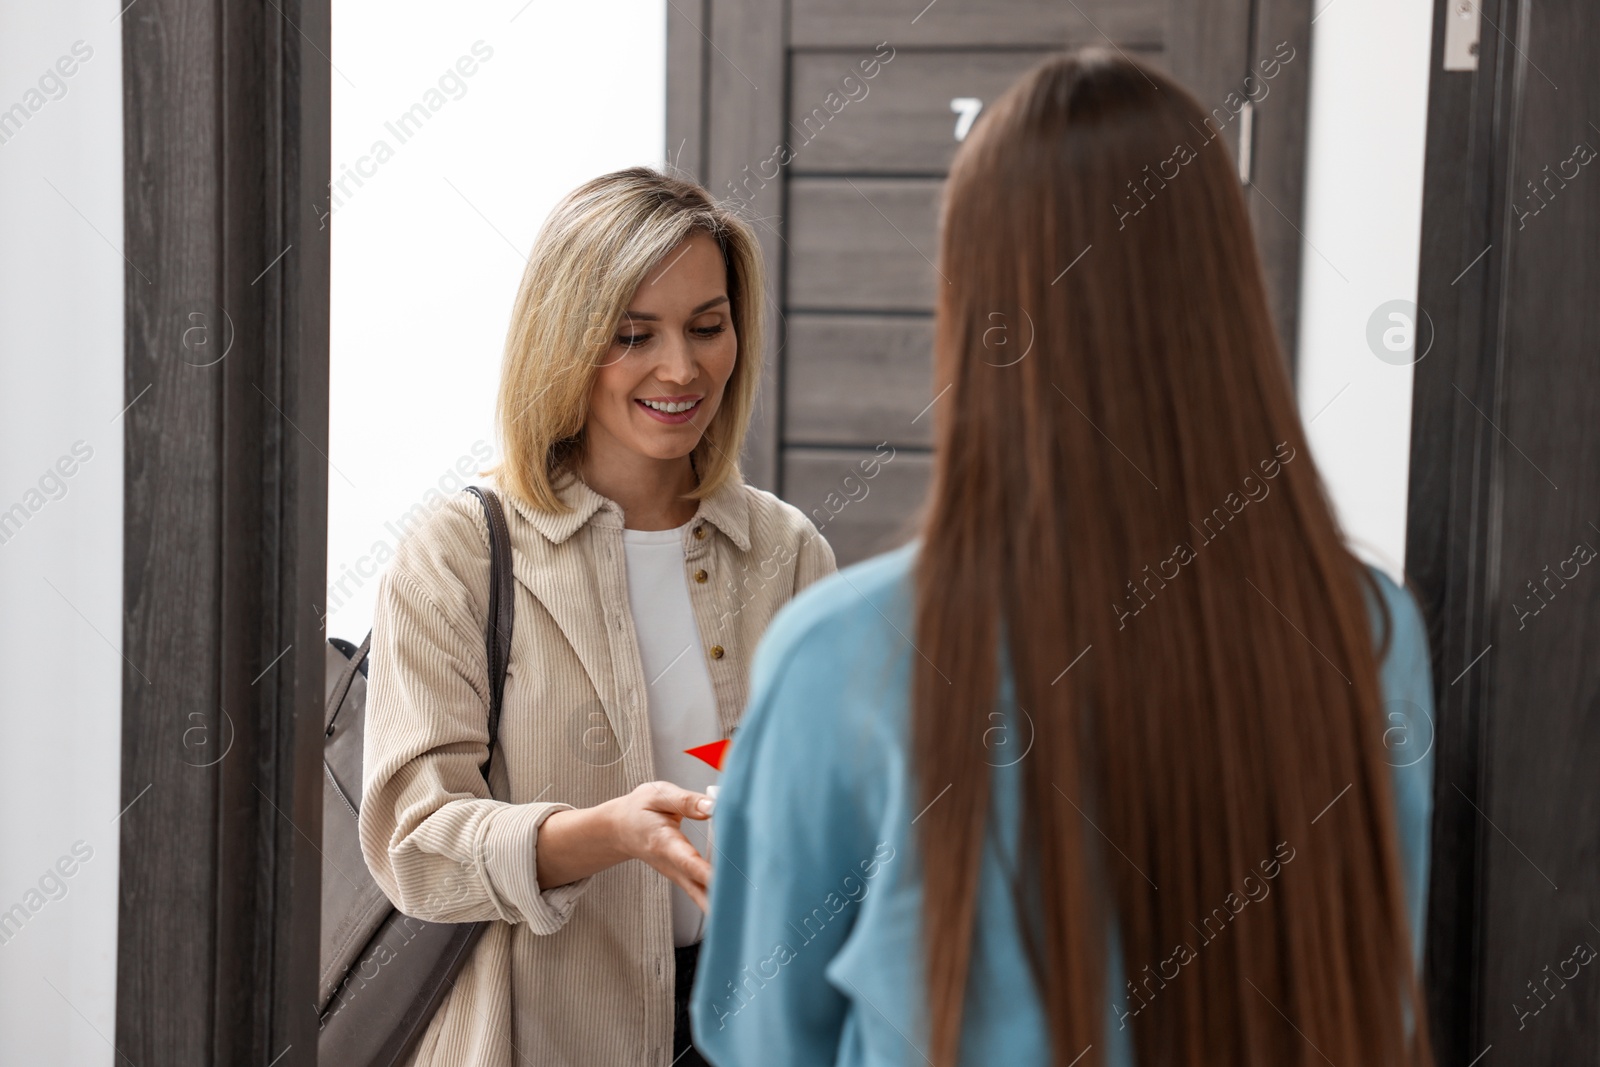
[359,537,594,935]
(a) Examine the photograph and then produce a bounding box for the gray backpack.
[318,486,514,1066]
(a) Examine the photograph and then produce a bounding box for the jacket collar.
[502,467,752,552]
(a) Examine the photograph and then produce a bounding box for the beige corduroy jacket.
[358,468,836,1067]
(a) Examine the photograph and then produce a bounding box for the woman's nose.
[653,336,697,384]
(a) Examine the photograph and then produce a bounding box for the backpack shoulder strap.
[323,630,372,735]
[463,486,514,779]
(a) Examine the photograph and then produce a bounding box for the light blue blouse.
[690,539,1435,1066]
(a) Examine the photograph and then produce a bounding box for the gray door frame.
[1408,0,1600,1061]
[118,1,330,1062]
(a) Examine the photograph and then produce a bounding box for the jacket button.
[694,568,708,583]
[693,525,706,540]
[709,645,724,660]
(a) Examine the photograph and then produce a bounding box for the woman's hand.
[605,781,715,912]
[535,781,715,911]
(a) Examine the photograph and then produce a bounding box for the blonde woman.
[359,167,836,1067]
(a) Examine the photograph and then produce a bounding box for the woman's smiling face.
[583,230,737,465]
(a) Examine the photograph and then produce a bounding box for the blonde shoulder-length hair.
[484,166,766,514]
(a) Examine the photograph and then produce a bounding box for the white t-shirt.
[621,520,722,947]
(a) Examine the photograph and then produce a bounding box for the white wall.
[1294,0,1437,580]
[326,0,666,640]
[0,3,124,1064]
[0,1,668,1056]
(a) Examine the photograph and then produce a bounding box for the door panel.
[783,446,934,565]
[788,178,943,311]
[784,314,938,446]
[788,50,1062,174]
[789,0,1167,49]
[672,0,1310,567]
[1407,0,1600,1059]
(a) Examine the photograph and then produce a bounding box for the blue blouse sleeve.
[689,612,884,1066]
[1370,568,1436,967]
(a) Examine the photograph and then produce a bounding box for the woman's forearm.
[535,802,625,889]
[533,784,714,911]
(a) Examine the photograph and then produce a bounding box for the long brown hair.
[912,49,1430,1066]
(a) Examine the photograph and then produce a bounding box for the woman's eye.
[616,333,649,348]
[693,324,726,339]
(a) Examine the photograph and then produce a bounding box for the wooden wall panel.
[705,0,788,492]
[664,0,709,178]
[784,314,936,446]
[783,446,933,564]
[788,49,1059,174]
[788,177,943,312]
[789,0,1166,49]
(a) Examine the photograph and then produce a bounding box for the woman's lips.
[635,397,702,425]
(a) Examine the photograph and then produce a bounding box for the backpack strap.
[464,486,515,782]
[323,489,514,778]
[325,631,372,736]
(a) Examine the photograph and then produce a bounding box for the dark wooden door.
[668,0,1315,565]
[1407,0,1600,1062]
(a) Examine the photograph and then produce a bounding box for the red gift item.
[684,738,730,771]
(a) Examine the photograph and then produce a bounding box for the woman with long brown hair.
[690,48,1434,1066]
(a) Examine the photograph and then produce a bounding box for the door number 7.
[950,97,983,141]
